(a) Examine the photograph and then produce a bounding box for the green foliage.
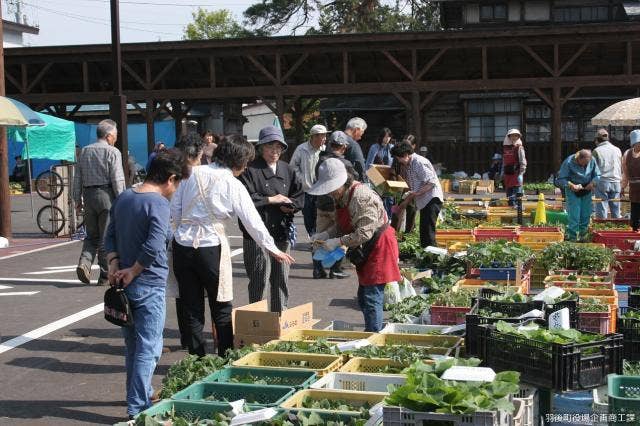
[387,294,432,322]
[539,242,615,273]
[494,321,605,345]
[620,308,640,320]
[385,359,520,415]
[623,360,640,376]
[184,8,257,40]
[578,298,609,313]
[465,240,534,268]
[432,289,475,307]
[523,182,555,192]
[590,222,632,230]
[300,395,371,416]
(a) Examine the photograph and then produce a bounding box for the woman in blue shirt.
[366,128,395,218]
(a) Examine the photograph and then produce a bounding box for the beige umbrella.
[591,98,640,126]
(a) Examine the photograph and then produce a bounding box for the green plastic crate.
[202,366,317,389]
[136,399,234,421]
[530,210,568,225]
[608,374,640,418]
[171,382,295,407]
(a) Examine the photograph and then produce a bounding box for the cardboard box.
[233,300,316,337]
[366,165,409,195]
[234,333,277,348]
[475,180,495,194]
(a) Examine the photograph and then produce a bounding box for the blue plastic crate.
[478,267,518,281]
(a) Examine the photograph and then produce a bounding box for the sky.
[7,0,264,46]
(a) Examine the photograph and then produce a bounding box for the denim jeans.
[565,190,593,241]
[302,193,317,236]
[506,186,522,207]
[122,281,166,416]
[594,180,621,219]
[357,284,385,332]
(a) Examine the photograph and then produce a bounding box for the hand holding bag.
[104,285,133,327]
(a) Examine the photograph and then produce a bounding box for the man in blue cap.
[621,130,640,230]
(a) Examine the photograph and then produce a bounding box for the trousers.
[79,187,114,278]
[243,238,290,313]
[594,180,621,219]
[566,190,593,241]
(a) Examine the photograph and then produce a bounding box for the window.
[480,3,508,21]
[554,6,608,23]
[562,121,578,142]
[583,120,598,143]
[526,123,551,143]
[467,99,521,143]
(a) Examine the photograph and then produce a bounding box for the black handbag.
[104,285,133,327]
[574,188,591,197]
[346,222,390,269]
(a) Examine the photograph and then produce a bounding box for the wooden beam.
[343,52,349,84]
[553,44,559,75]
[275,53,282,85]
[209,56,216,88]
[67,104,81,118]
[392,92,411,110]
[411,49,417,78]
[145,59,151,88]
[533,88,553,108]
[382,50,413,81]
[411,91,422,144]
[82,61,90,92]
[416,48,448,80]
[420,91,439,111]
[122,61,149,90]
[561,86,580,105]
[151,58,178,88]
[21,64,27,93]
[246,54,278,86]
[282,53,309,83]
[26,63,53,94]
[152,99,170,119]
[627,41,633,76]
[482,47,488,80]
[552,86,562,170]
[558,43,589,76]
[520,44,554,76]
[4,69,22,93]
[130,101,147,118]
[146,97,155,155]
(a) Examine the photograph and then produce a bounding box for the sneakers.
[76,264,91,284]
[329,270,350,279]
[313,269,328,279]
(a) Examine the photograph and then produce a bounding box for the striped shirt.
[404,153,443,210]
[72,139,126,202]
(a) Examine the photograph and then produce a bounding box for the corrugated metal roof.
[624,2,640,17]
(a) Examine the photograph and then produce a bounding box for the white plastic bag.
[384,281,402,306]
[398,278,417,299]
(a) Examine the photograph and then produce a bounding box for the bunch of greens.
[495,321,605,345]
[398,231,421,258]
[269,412,367,426]
[228,373,304,387]
[418,273,462,293]
[415,251,466,276]
[523,182,555,192]
[387,294,433,323]
[350,343,456,362]
[477,309,511,319]
[486,291,529,303]
[432,289,475,308]
[261,339,335,355]
[126,406,237,425]
[620,308,640,320]
[385,359,520,415]
[539,242,615,273]
[623,360,640,376]
[590,222,631,231]
[578,298,609,313]
[300,396,371,417]
[465,240,534,268]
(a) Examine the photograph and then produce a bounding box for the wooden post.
[276,95,285,131]
[0,2,10,238]
[552,86,562,170]
[145,98,155,155]
[411,92,423,145]
[110,0,129,185]
[294,98,304,147]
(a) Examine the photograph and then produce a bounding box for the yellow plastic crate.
[367,333,461,350]
[448,242,470,253]
[339,357,415,374]
[520,241,551,252]
[279,389,388,416]
[279,329,374,342]
[518,232,564,244]
[232,352,343,377]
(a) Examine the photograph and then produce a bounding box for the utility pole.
[109,0,129,185]
[0,0,12,238]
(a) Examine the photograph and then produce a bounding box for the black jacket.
[238,157,304,242]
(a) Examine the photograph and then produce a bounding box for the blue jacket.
[365,143,394,170]
[556,154,601,188]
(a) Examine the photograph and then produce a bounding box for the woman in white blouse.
[171,134,294,357]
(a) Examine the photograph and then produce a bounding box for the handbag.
[104,285,133,327]
[346,222,390,269]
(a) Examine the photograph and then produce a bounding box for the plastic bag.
[398,277,417,299]
[384,281,402,306]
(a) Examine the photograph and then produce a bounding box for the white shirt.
[593,141,622,182]
[171,163,279,253]
[405,154,443,210]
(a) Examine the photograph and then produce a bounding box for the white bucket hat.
[307,158,348,195]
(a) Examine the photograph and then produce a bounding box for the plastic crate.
[544,299,580,330]
[617,307,640,361]
[136,400,236,421]
[518,231,564,244]
[279,329,374,342]
[592,386,609,426]
[607,374,640,418]
[478,267,520,281]
[309,372,406,392]
[478,324,624,392]
[430,305,471,325]
[280,389,387,416]
[448,241,471,253]
[513,386,537,426]
[544,274,615,289]
[323,320,363,331]
[520,226,563,233]
[530,261,548,289]
[367,333,461,351]
[382,405,511,426]
[202,366,317,389]
[170,382,295,407]
[379,323,449,335]
[339,357,411,374]
[631,286,640,308]
[232,352,343,377]
[474,230,519,242]
[436,230,475,248]
[579,308,612,335]
[592,231,640,250]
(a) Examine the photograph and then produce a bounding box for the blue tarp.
[8,119,176,178]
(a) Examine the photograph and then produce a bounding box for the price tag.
[548,308,570,330]
[518,309,544,320]
[335,339,371,351]
[441,366,496,382]
[230,408,279,425]
[228,399,246,416]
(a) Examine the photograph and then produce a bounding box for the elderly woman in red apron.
[308,158,401,332]
[502,129,527,206]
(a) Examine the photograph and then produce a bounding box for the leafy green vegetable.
[623,360,640,376]
[523,182,555,192]
[432,289,475,308]
[387,294,433,322]
[578,298,609,313]
[494,321,605,345]
[539,242,615,273]
[465,240,534,268]
[300,396,371,416]
[620,308,640,320]
[590,222,631,230]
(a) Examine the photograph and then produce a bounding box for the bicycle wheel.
[35,170,64,200]
[37,205,66,235]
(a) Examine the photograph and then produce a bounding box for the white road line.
[0,277,97,284]
[44,265,79,270]
[0,240,78,260]
[230,248,243,258]
[0,291,40,296]
[0,285,13,290]
[0,303,104,354]
[24,265,99,275]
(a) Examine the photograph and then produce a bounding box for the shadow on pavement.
[16,339,125,356]
[0,399,125,424]
[7,357,125,374]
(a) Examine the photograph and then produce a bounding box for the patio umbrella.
[0,97,46,217]
[591,98,640,126]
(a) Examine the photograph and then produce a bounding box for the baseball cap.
[310,124,328,135]
[329,131,349,146]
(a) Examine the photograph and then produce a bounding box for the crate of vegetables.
[473,227,520,242]
[592,231,640,250]
[453,279,526,295]
[379,323,451,335]
[429,289,475,325]
[339,357,410,374]
[618,307,640,361]
[280,389,387,416]
[135,400,246,423]
[279,329,374,343]
[478,320,623,392]
[539,242,615,275]
[436,229,475,248]
[578,299,613,335]
[544,273,615,289]
[631,286,640,308]
[536,289,581,329]
[170,382,295,407]
[310,371,407,392]
[202,366,317,389]
[232,352,343,376]
[367,333,461,352]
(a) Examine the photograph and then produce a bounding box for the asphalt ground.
[0,195,364,425]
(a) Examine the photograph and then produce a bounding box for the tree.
[184,8,251,40]
[243,0,441,35]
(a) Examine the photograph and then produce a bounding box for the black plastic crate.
[618,307,640,362]
[630,286,640,309]
[544,299,580,329]
[465,314,520,357]
[477,298,544,318]
[478,323,623,392]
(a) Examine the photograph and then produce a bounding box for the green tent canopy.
[10,112,76,162]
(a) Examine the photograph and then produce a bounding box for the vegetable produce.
[432,289,475,308]
[300,395,371,417]
[465,240,533,268]
[523,182,555,192]
[228,373,301,386]
[385,359,520,415]
[590,222,632,230]
[487,291,529,303]
[387,294,432,322]
[418,273,462,294]
[578,298,609,313]
[539,242,615,273]
[620,308,640,320]
[623,360,640,376]
[398,231,420,258]
[495,321,605,345]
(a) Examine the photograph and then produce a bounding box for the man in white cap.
[289,124,328,236]
[621,130,640,230]
[592,128,622,219]
[309,158,401,332]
